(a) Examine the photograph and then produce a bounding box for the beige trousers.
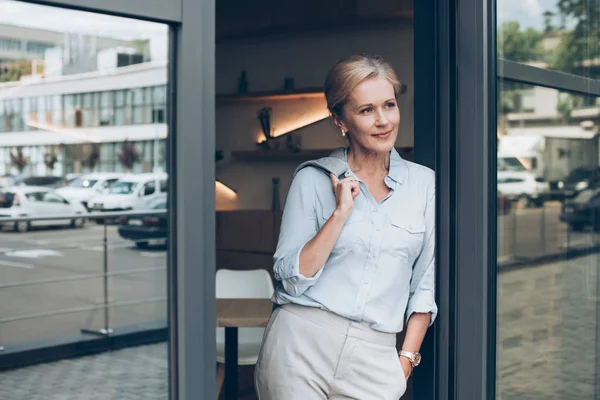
[255,304,407,400]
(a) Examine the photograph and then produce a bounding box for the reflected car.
[0,186,87,232]
[555,166,600,200]
[560,188,600,231]
[497,171,548,208]
[88,172,167,212]
[117,198,167,248]
[14,175,67,189]
[56,173,124,210]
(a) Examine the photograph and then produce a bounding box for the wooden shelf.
[231,149,332,161]
[231,147,414,162]
[216,88,324,105]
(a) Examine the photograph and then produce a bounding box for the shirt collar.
[335,147,407,185]
[387,147,407,184]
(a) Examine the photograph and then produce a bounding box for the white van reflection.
[0,186,87,232]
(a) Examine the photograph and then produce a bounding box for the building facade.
[0,62,167,176]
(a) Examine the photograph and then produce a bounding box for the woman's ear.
[332,114,347,132]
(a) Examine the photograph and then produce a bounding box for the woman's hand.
[330,174,360,216]
[399,356,413,380]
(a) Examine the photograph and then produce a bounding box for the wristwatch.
[399,350,421,368]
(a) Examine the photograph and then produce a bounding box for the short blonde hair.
[324,54,403,118]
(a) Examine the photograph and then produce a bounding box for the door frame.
[23,0,216,399]
[414,0,497,399]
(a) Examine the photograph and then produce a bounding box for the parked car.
[56,173,124,210]
[87,173,168,213]
[497,171,548,208]
[14,175,67,189]
[555,166,600,201]
[117,195,167,248]
[560,188,600,231]
[0,186,87,232]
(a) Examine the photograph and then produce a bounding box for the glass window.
[102,178,119,188]
[498,1,600,79]
[497,79,600,399]
[69,178,99,188]
[114,108,125,125]
[115,90,126,107]
[41,192,66,203]
[109,181,138,194]
[131,88,144,106]
[133,106,144,124]
[100,91,113,107]
[25,192,45,202]
[64,94,74,110]
[144,87,153,105]
[142,180,156,196]
[83,93,93,108]
[0,4,170,399]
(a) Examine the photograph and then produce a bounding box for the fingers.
[329,173,339,188]
[350,182,360,199]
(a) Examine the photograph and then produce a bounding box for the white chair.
[215,268,274,397]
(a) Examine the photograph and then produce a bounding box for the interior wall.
[215,21,414,210]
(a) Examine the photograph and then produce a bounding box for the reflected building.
[0,23,162,178]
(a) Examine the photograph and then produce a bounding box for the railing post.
[81,217,113,336]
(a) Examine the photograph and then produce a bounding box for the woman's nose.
[375,110,389,126]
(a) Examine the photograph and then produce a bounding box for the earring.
[341,128,347,137]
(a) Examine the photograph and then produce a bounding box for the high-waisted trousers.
[255,303,407,400]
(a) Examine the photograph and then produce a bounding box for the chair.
[215,269,274,397]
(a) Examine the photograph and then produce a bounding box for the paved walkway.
[0,343,168,400]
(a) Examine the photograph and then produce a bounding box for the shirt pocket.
[387,214,426,262]
[319,206,366,252]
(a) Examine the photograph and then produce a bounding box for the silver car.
[0,186,88,232]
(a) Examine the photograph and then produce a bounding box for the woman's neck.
[346,145,390,177]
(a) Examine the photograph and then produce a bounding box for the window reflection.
[499,1,600,79]
[497,78,600,398]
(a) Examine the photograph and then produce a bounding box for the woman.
[255,54,436,400]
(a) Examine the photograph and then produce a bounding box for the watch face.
[414,353,422,366]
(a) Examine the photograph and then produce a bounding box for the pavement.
[497,252,600,399]
[0,343,168,400]
[0,223,167,346]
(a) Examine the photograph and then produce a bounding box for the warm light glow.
[256,110,331,143]
[215,180,237,200]
[271,110,330,138]
[27,120,102,143]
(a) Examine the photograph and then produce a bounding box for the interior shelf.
[231,147,414,162]
[216,88,324,105]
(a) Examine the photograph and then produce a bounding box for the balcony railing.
[0,210,167,354]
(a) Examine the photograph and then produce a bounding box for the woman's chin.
[367,139,396,153]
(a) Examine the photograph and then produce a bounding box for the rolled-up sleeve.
[273,168,324,297]
[406,177,437,326]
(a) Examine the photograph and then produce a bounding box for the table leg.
[224,327,239,400]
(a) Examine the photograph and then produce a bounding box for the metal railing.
[0,209,168,351]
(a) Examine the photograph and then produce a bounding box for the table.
[217,298,273,400]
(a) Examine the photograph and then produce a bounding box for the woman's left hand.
[399,356,413,380]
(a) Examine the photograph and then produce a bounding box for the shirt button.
[363,278,369,284]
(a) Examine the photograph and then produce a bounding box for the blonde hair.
[324,54,403,118]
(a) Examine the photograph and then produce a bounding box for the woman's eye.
[360,107,373,114]
[385,102,397,109]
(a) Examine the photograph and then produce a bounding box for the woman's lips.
[372,130,392,140]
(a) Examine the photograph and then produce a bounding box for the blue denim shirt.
[272,147,437,333]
